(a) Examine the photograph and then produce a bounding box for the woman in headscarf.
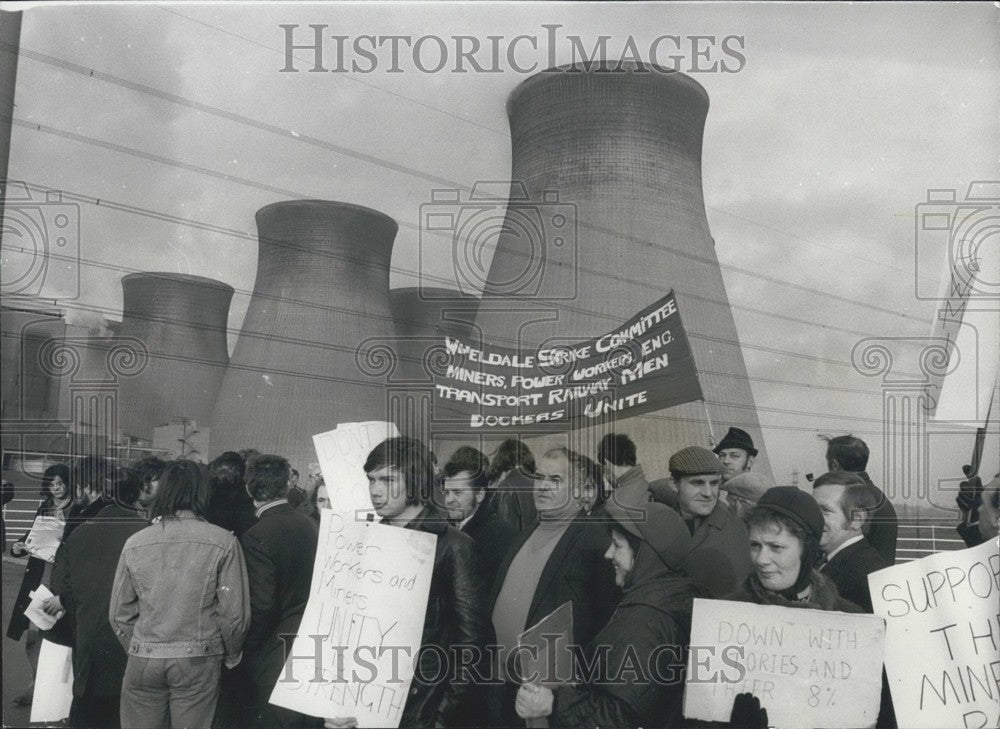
[514,499,694,728]
[730,486,860,612]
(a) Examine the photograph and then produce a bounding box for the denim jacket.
[110,512,250,661]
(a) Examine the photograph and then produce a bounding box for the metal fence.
[895,519,968,563]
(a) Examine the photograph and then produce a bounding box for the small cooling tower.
[117,273,233,441]
[389,287,479,379]
[210,201,398,470]
[473,63,769,477]
[387,287,479,444]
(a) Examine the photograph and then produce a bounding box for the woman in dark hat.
[514,500,695,728]
[721,487,871,729]
[731,485,860,612]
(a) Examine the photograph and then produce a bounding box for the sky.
[2,1,998,509]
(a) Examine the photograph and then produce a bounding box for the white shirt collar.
[254,498,288,519]
[824,533,865,563]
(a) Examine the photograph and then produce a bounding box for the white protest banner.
[683,598,885,729]
[869,537,1000,729]
[30,639,73,722]
[313,422,399,521]
[269,508,436,727]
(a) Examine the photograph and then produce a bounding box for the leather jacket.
[400,507,489,728]
[110,512,251,661]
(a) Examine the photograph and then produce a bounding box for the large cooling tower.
[210,201,398,469]
[473,64,769,478]
[389,287,479,378]
[118,272,233,441]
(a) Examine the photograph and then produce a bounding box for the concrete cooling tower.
[210,201,398,470]
[389,287,479,377]
[388,287,479,442]
[118,272,233,441]
[473,64,769,478]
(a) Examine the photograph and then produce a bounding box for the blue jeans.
[120,655,222,729]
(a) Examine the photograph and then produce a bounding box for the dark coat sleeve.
[552,686,636,729]
[240,530,277,656]
[478,516,519,586]
[436,532,489,725]
[551,607,686,729]
[574,522,619,648]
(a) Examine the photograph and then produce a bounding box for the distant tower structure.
[387,287,479,441]
[118,273,233,442]
[389,287,479,378]
[210,201,398,470]
[473,63,769,478]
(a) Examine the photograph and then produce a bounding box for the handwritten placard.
[269,509,436,727]
[313,422,399,522]
[869,537,1000,729]
[683,598,885,729]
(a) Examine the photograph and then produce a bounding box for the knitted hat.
[722,472,774,502]
[669,446,723,476]
[604,498,691,572]
[755,486,823,541]
[713,427,758,457]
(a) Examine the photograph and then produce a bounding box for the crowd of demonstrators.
[5,423,991,729]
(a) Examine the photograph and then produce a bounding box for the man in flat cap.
[723,471,774,522]
[669,446,753,597]
[713,426,758,485]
